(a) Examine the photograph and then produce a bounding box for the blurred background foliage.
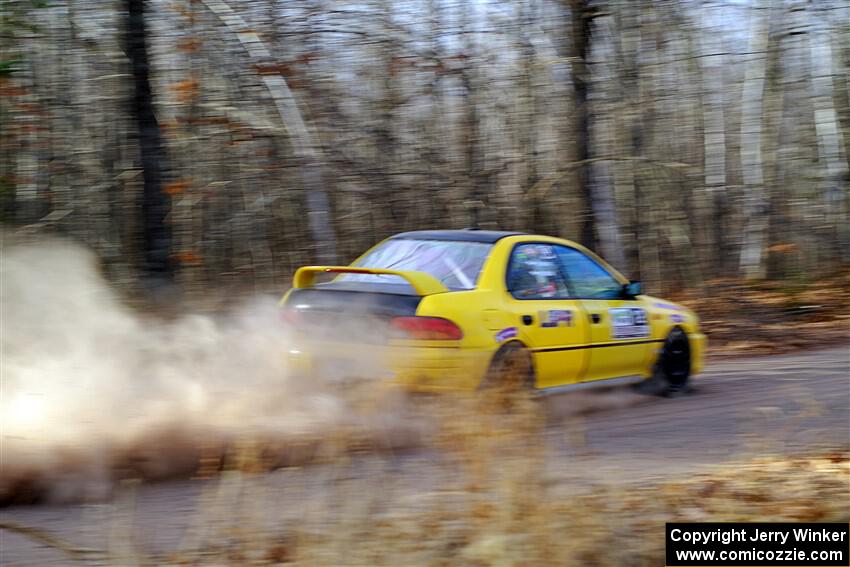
[0,0,848,302]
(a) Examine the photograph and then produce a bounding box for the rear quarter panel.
[414,290,502,350]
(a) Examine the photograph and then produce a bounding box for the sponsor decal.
[495,327,518,342]
[609,307,650,339]
[670,313,685,323]
[540,309,573,328]
[653,301,683,311]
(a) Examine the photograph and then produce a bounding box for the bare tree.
[127,0,174,285]
[699,2,729,275]
[806,5,848,263]
[201,0,338,264]
[567,0,624,268]
[738,1,777,280]
[2,0,848,299]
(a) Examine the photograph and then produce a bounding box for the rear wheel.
[482,342,534,392]
[638,328,691,396]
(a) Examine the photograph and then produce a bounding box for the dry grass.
[6,392,848,566]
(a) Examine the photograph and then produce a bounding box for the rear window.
[340,239,493,291]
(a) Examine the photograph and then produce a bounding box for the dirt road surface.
[2,346,848,565]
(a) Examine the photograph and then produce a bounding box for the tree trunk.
[459,3,484,229]
[807,11,848,264]
[568,0,595,250]
[699,4,728,276]
[201,0,337,264]
[829,24,850,261]
[738,2,774,280]
[569,0,623,265]
[126,0,174,285]
[831,24,850,177]
[375,0,403,232]
[519,3,539,232]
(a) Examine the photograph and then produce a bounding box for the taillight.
[390,316,463,340]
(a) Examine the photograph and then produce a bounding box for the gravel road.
[2,346,848,566]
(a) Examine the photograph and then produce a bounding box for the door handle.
[590,313,601,324]
[521,314,534,326]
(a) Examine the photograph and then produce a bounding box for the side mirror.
[623,280,642,298]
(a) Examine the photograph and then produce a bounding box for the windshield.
[339,239,493,291]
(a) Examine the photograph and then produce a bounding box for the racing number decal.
[609,308,649,339]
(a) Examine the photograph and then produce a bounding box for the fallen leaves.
[164,179,192,196]
[177,37,203,53]
[170,78,200,103]
[674,271,850,357]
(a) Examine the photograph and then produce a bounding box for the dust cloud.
[1,238,420,504]
[1,238,656,506]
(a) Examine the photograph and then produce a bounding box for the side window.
[555,247,623,299]
[507,244,570,299]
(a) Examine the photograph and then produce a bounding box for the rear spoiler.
[292,266,448,296]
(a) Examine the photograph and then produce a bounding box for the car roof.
[389,229,525,244]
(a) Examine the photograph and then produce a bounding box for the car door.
[554,246,652,382]
[504,243,590,388]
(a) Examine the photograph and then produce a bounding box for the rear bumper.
[286,341,492,392]
[388,346,492,391]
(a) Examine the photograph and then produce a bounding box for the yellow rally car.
[280,230,706,394]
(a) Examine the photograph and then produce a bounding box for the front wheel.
[638,328,691,396]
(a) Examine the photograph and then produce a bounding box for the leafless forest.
[1,0,848,300]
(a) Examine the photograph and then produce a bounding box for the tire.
[638,327,691,397]
[482,341,535,392]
